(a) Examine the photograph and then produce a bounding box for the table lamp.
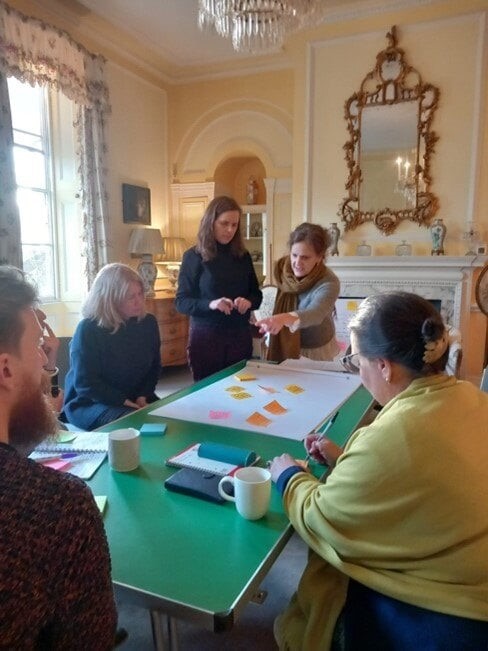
[128,227,164,297]
[156,237,188,288]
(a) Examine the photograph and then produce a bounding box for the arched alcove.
[213,155,267,205]
[178,110,292,181]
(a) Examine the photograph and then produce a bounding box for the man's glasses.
[340,352,360,374]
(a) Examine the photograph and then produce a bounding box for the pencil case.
[198,442,256,467]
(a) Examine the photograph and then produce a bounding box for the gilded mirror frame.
[339,26,440,235]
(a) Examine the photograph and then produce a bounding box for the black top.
[175,244,262,329]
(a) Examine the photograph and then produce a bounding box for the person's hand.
[36,311,60,370]
[123,398,140,409]
[256,313,293,335]
[304,434,343,467]
[269,453,299,482]
[233,296,251,314]
[135,396,148,408]
[209,297,234,315]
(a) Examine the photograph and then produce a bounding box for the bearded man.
[0,266,117,649]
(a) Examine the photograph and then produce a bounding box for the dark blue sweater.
[175,244,262,328]
[62,315,160,429]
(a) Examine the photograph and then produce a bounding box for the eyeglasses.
[340,352,361,374]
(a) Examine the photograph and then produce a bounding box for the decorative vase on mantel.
[356,240,372,256]
[430,218,446,256]
[328,222,340,256]
[396,240,412,256]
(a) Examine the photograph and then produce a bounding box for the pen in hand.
[305,411,339,463]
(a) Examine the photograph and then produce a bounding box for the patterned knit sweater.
[0,442,117,649]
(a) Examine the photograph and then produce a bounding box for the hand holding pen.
[304,412,342,466]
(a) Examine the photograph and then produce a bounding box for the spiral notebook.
[29,431,109,480]
[31,431,109,453]
[166,442,259,477]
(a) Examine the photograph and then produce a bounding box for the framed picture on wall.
[122,184,151,225]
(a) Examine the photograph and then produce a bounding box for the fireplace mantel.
[328,255,487,382]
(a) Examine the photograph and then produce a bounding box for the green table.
[87,362,372,649]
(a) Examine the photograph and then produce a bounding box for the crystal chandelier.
[198,1,325,53]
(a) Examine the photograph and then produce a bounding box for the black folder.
[164,468,227,504]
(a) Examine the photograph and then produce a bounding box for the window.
[8,77,85,302]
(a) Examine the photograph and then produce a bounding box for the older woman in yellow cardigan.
[270,291,488,650]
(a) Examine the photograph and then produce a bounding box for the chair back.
[251,285,278,360]
[254,285,278,321]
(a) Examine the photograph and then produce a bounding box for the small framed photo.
[476,243,487,255]
[122,184,151,225]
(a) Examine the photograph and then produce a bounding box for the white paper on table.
[150,360,362,440]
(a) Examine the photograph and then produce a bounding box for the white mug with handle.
[218,466,271,520]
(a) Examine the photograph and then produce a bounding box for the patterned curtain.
[0,0,111,283]
[0,72,21,267]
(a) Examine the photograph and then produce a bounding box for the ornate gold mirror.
[339,26,440,235]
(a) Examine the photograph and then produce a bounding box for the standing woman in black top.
[176,196,262,381]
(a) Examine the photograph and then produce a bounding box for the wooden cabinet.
[146,292,189,367]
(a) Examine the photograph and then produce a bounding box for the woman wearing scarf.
[256,223,340,363]
[269,292,488,650]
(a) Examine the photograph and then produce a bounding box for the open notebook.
[29,430,109,480]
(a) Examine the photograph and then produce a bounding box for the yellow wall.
[106,63,168,263]
[5,0,488,377]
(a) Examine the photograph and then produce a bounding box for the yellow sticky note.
[56,431,77,443]
[264,400,288,415]
[285,384,305,395]
[347,300,359,311]
[230,391,252,400]
[246,411,272,427]
[234,373,256,382]
[94,496,107,514]
[226,385,245,393]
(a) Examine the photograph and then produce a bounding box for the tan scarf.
[267,256,328,363]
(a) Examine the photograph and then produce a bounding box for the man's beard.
[9,373,58,452]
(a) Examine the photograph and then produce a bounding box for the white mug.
[218,467,271,520]
[108,428,140,472]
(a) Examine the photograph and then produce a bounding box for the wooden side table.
[146,291,189,367]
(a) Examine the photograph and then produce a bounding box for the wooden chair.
[480,366,488,392]
[251,285,278,360]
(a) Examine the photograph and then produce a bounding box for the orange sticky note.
[264,400,288,415]
[285,384,305,395]
[246,411,272,427]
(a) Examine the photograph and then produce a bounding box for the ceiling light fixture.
[198,0,324,53]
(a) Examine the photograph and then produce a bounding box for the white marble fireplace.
[328,256,487,382]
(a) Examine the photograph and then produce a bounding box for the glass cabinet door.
[241,206,266,285]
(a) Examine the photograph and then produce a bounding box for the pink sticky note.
[209,410,231,420]
[41,459,72,472]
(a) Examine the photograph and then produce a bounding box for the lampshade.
[160,237,188,262]
[128,228,164,256]
[156,237,188,289]
[128,228,163,297]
